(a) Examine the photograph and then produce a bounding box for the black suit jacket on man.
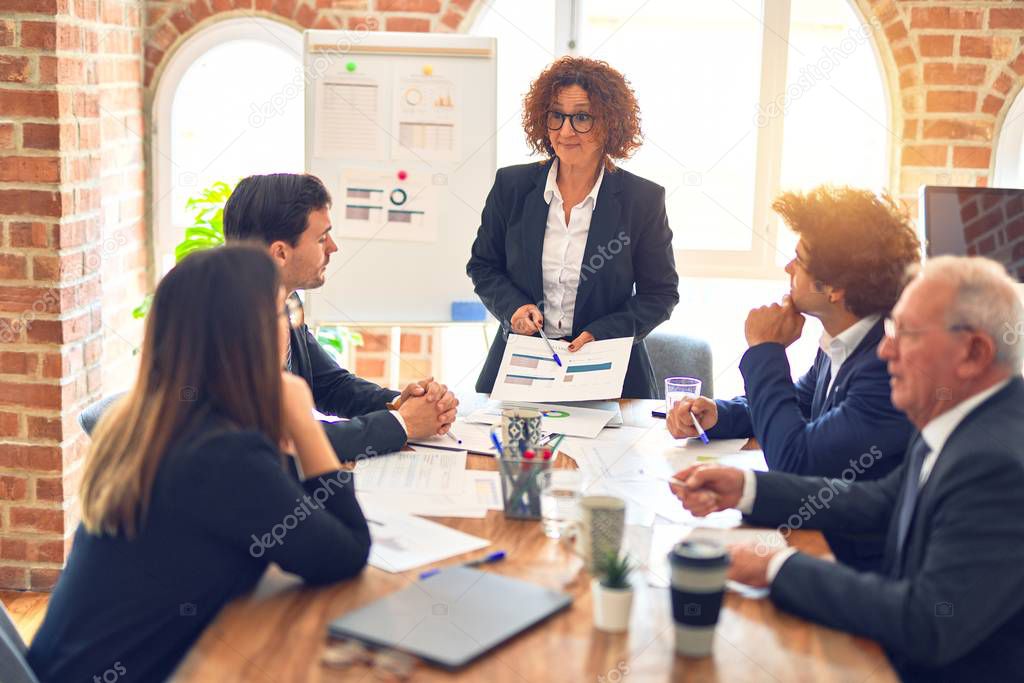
[745,377,1024,681]
[466,161,679,399]
[289,323,404,461]
[711,319,913,569]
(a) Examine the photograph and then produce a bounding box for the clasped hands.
[668,463,783,589]
[391,376,459,440]
[511,304,593,352]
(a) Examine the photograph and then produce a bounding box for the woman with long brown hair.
[27,245,371,682]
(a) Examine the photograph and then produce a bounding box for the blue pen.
[690,411,711,445]
[489,429,504,458]
[420,550,507,580]
[537,327,562,367]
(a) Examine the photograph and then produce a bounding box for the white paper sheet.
[360,506,490,573]
[355,471,502,520]
[490,334,633,402]
[463,401,614,439]
[408,420,502,456]
[337,168,438,243]
[353,448,465,494]
[314,76,386,160]
[391,72,461,162]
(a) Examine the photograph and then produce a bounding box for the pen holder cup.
[498,457,552,520]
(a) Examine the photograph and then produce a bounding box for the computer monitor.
[920,186,1024,299]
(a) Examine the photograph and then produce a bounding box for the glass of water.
[539,470,582,539]
[665,377,702,411]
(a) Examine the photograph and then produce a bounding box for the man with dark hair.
[667,186,920,570]
[224,173,457,461]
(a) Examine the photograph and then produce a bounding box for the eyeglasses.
[882,317,974,343]
[546,110,595,134]
[282,295,303,330]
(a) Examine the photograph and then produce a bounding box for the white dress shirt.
[739,376,1011,583]
[819,314,880,394]
[540,158,605,338]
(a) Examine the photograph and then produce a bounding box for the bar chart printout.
[491,334,632,401]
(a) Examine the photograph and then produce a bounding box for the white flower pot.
[592,578,634,633]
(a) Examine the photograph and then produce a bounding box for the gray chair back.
[645,332,714,399]
[0,601,39,683]
[77,392,124,437]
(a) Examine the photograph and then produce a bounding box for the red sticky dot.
[397,170,408,180]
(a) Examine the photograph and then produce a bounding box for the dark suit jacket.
[710,319,913,569]
[289,323,404,462]
[745,377,1024,681]
[466,161,679,399]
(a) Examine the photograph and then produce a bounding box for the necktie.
[894,436,931,562]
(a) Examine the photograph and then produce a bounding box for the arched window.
[473,0,890,396]
[994,87,1024,188]
[151,18,305,275]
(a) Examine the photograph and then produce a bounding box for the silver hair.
[912,255,1024,372]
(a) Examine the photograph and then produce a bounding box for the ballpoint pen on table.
[537,327,562,367]
[419,550,508,580]
[445,429,462,445]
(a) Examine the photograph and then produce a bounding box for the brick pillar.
[0,0,145,591]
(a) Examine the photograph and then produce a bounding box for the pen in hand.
[537,327,562,367]
[690,411,710,444]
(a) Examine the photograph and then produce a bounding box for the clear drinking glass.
[665,377,702,411]
[539,470,582,539]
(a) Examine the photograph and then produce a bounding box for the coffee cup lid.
[668,539,729,567]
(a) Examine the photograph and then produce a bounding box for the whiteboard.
[303,31,497,324]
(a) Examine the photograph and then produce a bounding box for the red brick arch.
[143,0,485,87]
[852,0,1024,209]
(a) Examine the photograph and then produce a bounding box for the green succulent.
[597,551,633,590]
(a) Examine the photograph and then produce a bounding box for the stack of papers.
[353,447,502,519]
[408,420,502,455]
[464,401,615,438]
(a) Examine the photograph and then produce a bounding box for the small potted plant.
[592,551,634,633]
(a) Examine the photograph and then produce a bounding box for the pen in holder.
[497,408,550,520]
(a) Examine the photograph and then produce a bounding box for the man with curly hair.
[668,185,920,570]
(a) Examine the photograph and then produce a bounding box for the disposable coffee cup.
[668,539,730,657]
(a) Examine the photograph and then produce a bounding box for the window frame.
[150,17,303,277]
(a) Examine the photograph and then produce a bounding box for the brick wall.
[0,0,145,591]
[856,0,1024,212]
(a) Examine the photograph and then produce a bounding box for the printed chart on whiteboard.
[490,334,633,402]
[392,72,460,162]
[338,169,438,242]
[314,76,386,160]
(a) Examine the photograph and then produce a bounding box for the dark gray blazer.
[287,323,404,461]
[466,161,680,399]
[745,377,1024,681]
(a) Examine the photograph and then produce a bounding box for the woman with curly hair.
[467,56,679,398]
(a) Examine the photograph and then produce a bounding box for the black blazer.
[711,319,913,569]
[745,377,1024,681]
[466,161,679,399]
[288,322,404,461]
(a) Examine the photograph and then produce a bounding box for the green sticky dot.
[346,61,357,73]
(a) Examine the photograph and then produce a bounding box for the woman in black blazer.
[27,246,371,683]
[467,56,679,398]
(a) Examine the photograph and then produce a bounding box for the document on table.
[360,505,490,573]
[408,420,502,456]
[490,334,633,402]
[353,447,465,494]
[356,471,502,519]
[463,401,614,439]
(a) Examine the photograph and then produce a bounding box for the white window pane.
[471,0,557,168]
[169,39,304,229]
[579,0,765,251]
[776,0,888,265]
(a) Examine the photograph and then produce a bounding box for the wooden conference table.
[172,399,897,682]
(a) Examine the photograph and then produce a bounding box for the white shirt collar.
[543,158,605,207]
[819,314,880,371]
[920,378,1011,456]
